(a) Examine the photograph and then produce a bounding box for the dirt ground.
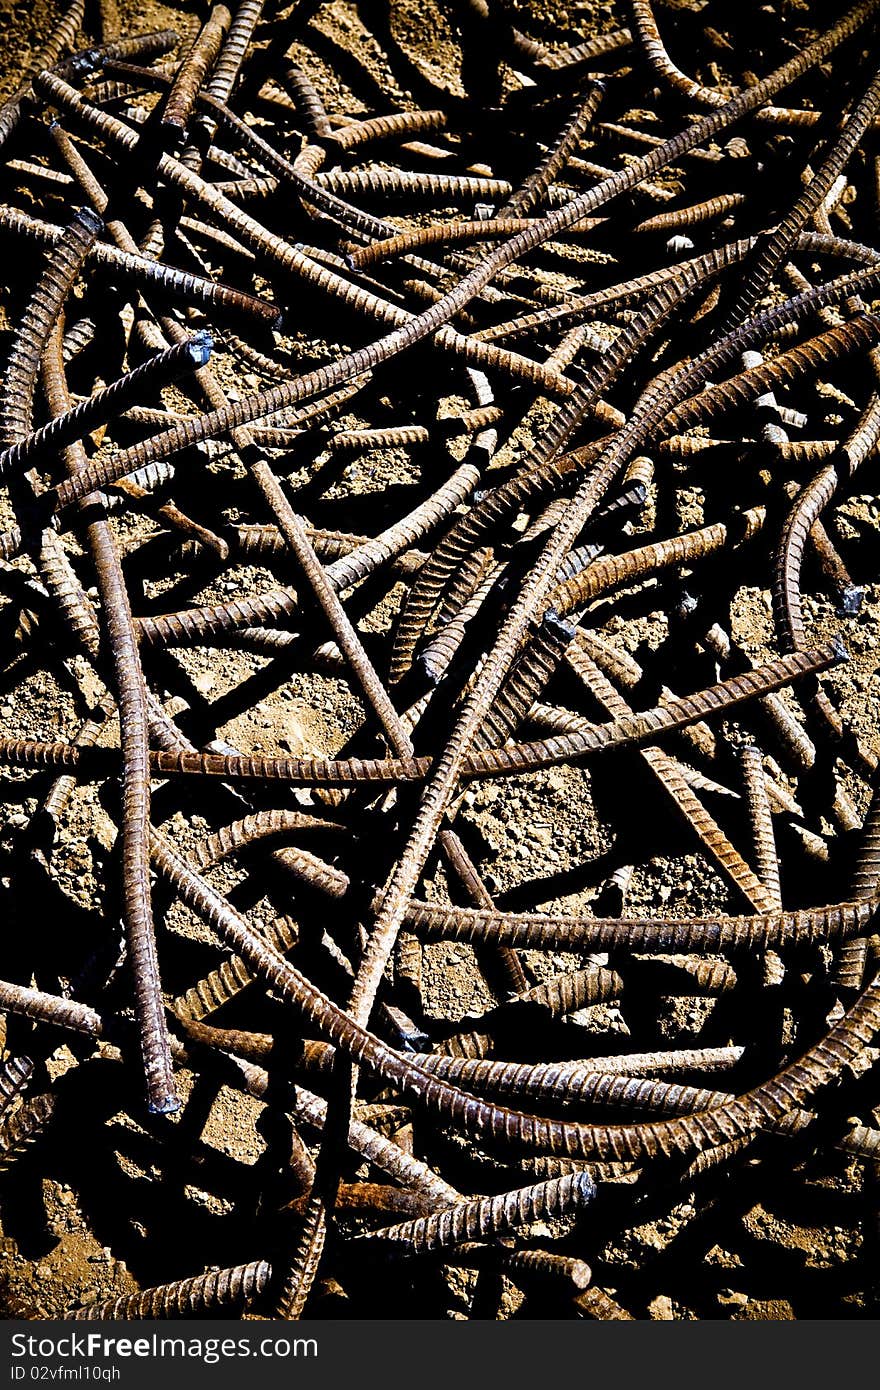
[0,0,879,1321]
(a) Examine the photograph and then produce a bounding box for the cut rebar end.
[70,50,102,77]
[73,206,105,235]
[574,1170,597,1204]
[148,1093,183,1115]
[675,591,699,619]
[187,330,214,367]
[397,1027,431,1053]
[838,585,865,617]
[542,607,577,643]
[419,654,444,687]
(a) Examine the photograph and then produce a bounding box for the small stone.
[718,1289,748,1306]
[192,670,215,695]
[648,1295,674,1320]
[667,233,695,254]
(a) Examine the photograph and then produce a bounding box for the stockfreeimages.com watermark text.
[10,1331,317,1376]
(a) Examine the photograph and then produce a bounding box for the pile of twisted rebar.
[1,0,880,1320]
